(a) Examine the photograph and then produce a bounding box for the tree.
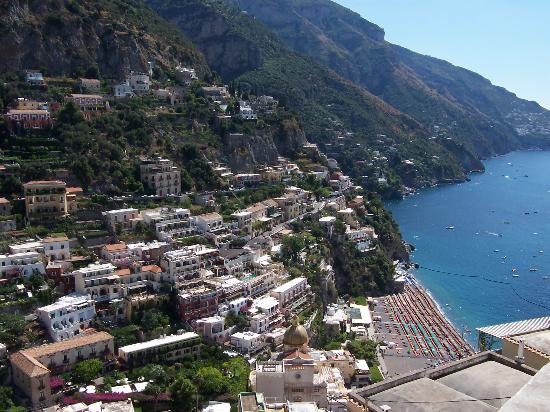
[140,309,170,336]
[74,359,103,383]
[193,367,228,397]
[170,377,197,412]
[0,386,19,410]
[142,364,167,386]
[282,235,305,261]
[0,314,26,348]
[57,102,84,125]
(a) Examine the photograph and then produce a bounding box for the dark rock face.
[0,0,207,78]
[223,119,307,172]
[146,0,262,79]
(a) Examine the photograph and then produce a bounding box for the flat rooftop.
[119,332,199,354]
[512,329,550,355]
[437,361,531,409]
[369,377,495,412]
[272,277,306,293]
[352,352,537,412]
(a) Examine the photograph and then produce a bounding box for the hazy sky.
[335,0,550,109]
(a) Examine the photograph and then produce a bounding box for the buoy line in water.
[416,265,550,311]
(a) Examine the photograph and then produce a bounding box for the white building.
[71,262,120,302]
[0,252,45,279]
[160,245,219,281]
[249,296,281,334]
[36,295,96,342]
[103,208,139,232]
[230,331,263,354]
[270,277,311,309]
[141,207,192,241]
[9,241,43,255]
[202,402,230,412]
[113,82,135,98]
[239,102,257,120]
[192,212,224,234]
[218,296,249,317]
[195,316,229,343]
[42,236,70,261]
[118,332,201,367]
[175,66,197,85]
[128,72,150,93]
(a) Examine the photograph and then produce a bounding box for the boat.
[530,268,538,272]
[544,275,549,280]
[494,249,500,253]
[512,274,520,278]
[446,226,455,230]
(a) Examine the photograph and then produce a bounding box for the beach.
[373,276,474,378]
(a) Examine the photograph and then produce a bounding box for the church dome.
[283,317,309,347]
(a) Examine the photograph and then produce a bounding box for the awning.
[477,316,550,338]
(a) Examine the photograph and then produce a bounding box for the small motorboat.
[530,268,538,272]
[446,226,455,230]
[512,274,520,278]
[543,275,549,280]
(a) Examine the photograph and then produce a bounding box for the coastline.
[407,271,474,349]
[376,271,474,368]
[387,150,550,346]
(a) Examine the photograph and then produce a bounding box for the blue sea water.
[386,151,550,343]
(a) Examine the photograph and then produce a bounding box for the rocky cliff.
[0,0,208,78]
[223,118,307,171]
[224,0,550,158]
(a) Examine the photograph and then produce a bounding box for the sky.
[335,0,550,109]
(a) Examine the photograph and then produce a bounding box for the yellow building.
[10,331,114,408]
[23,180,72,222]
[502,330,550,370]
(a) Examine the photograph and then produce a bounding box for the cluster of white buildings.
[113,72,151,98]
[0,236,72,281]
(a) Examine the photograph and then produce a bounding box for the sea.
[386,151,550,345]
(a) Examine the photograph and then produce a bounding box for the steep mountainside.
[0,0,208,79]
[224,0,550,155]
[147,0,482,192]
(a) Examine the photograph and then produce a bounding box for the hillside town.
[0,65,385,412]
[0,63,549,412]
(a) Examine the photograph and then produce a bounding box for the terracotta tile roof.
[197,212,222,221]
[115,268,131,277]
[67,94,103,99]
[103,243,127,252]
[284,350,312,361]
[23,330,113,359]
[23,180,66,186]
[42,236,68,243]
[261,199,278,208]
[10,351,49,377]
[66,187,84,194]
[246,203,268,214]
[142,264,162,273]
[0,198,9,205]
[6,109,50,114]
